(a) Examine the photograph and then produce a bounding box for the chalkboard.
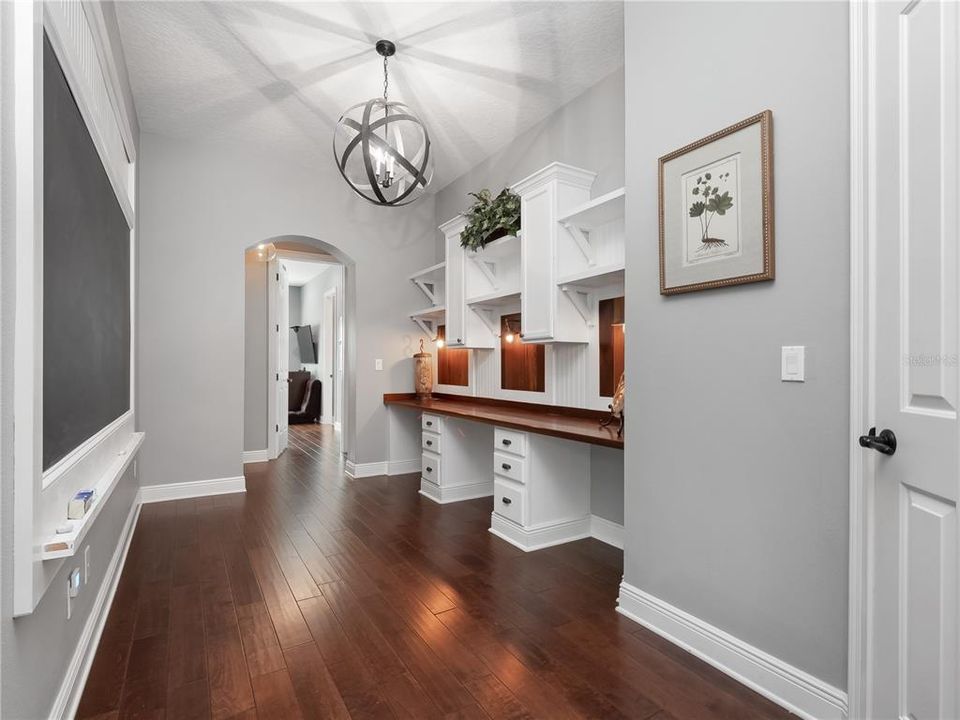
[42,35,130,470]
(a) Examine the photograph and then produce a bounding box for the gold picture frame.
[658,110,774,295]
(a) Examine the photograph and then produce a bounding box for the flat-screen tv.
[293,325,316,364]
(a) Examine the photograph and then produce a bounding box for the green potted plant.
[460,188,521,251]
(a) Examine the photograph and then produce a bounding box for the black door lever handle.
[858,427,897,456]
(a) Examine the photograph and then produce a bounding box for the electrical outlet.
[67,568,81,619]
[375,359,383,371]
[84,546,91,584]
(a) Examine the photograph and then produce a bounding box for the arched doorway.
[243,234,358,466]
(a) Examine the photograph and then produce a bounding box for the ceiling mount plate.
[375,39,396,57]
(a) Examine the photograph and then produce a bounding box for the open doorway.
[243,241,347,465]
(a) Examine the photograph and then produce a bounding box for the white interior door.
[277,261,289,453]
[867,1,959,717]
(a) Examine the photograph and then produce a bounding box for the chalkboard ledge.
[40,432,144,560]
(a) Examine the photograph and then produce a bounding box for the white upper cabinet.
[513,163,596,343]
[442,215,496,348]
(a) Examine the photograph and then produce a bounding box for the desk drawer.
[421,431,441,454]
[493,478,526,525]
[421,414,442,432]
[421,453,441,485]
[495,427,526,456]
[494,452,525,484]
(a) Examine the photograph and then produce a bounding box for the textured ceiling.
[115,2,624,190]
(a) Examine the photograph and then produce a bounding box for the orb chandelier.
[333,40,433,207]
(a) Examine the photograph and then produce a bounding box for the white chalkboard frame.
[11,2,138,616]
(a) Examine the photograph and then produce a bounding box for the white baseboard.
[489,513,592,552]
[616,582,848,720]
[345,460,385,478]
[345,459,420,478]
[387,458,421,476]
[242,449,269,464]
[140,476,246,503]
[590,515,624,549]
[52,497,142,720]
[419,478,493,504]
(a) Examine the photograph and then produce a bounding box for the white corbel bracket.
[471,306,499,336]
[412,279,436,305]
[412,317,435,337]
[561,221,596,266]
[559,286,595,326]
[469,255,499,290]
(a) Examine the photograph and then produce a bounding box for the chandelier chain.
[383,56,389,102]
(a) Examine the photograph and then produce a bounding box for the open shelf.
[410,305,446,321]
[409,261,446,306]
[558,187,625,230]
[409,261,446,284]
[40,432,145,560]
[466,289,521,308]
[557,262,625,290]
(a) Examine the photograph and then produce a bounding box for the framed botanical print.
[658,110,774,295]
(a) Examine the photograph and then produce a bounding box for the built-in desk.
[384,393,624,551]
[383,394,624,449]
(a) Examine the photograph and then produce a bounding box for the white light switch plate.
[781,346,805,382]
[375,359,383,371]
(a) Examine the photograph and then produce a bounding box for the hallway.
[76,425,790,719]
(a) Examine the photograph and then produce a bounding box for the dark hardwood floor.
[77,423,792,720]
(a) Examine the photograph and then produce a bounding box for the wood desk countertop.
[384,393,624,450]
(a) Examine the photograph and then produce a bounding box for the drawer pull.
[501,497,512,505]
[425,466,433,473]
[426,440,433,446]
[502,439,512,446]
[501,463,511,471]
[426,421,433,427]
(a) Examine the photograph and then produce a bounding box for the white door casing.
[323,288,336,423]
[278,261,289,453]
[853,1,960,717]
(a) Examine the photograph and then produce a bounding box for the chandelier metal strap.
[333,39,432,207]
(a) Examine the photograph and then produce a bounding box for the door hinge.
[276,373,279,380]
[275,424,279,432]
[276,324,279,332]
[276,273,279,281]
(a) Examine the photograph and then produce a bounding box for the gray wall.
[288,285,301,327]
[1,6,143,716]
[624,1,849,689]
[435,67,625,252]
[138,132,437,486]
[244,252,268,452]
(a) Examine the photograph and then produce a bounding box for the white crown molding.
[139,476,246,504]
[617,582,848,720]
[511,161,597,195]
[50,497,141,720]
[438,213,468,234]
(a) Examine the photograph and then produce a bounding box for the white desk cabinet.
[419,413,493,503]
[489,426,591,551]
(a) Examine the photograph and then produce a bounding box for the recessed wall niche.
[437,325,469,386]
[599,297,625,397]
[501,313,545,392]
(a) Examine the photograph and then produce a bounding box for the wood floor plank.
[282,643,351,720]
[236,602,286,678]
[250,669,304,720]
[168,584,207,690]
[79,424,798,720]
